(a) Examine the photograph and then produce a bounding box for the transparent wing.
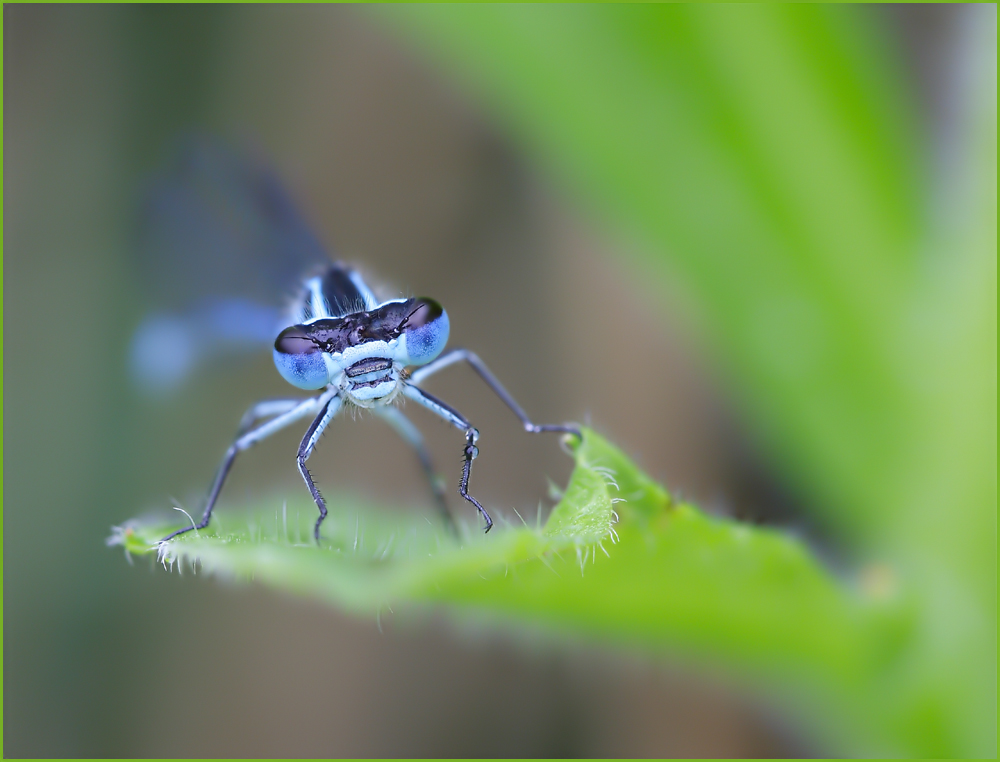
[130,137,331,394]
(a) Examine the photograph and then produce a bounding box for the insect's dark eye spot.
[347,324,369,346]
[274,325,320,355]
[402,298,443,331]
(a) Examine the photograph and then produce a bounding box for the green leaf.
[368,7,995,754]
[111,428,909,753]
[377,4,923,542]
[112,6,995,755]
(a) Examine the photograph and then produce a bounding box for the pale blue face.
[273,297,450,391]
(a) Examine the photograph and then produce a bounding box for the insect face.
[272,297,449,396]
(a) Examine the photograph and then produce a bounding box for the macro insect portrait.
[133,141,580,545]
[8,4,990,757]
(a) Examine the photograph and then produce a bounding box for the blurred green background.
[3,5,995,756]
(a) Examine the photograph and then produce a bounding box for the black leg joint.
[458,427,491,533]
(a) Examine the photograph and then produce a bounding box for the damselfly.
[135,140,580,544]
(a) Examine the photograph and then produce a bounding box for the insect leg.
[236,399,311,436]
[297,394,344,542]
[161,394,327,543]
[409,349,581,439]
[373,405,453,531]
[401,384,492,532]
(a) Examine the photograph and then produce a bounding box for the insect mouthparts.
[344,357,393,378]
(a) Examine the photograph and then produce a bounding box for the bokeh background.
[4,5,994,756]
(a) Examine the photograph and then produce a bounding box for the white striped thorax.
[272,264,449,408]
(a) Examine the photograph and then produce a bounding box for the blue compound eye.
[273,325,333,389]
[400,298,449,366]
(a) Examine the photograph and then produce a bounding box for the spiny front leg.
[458,426,492,532]
[402,384,493,533]
[296,394,343,543]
